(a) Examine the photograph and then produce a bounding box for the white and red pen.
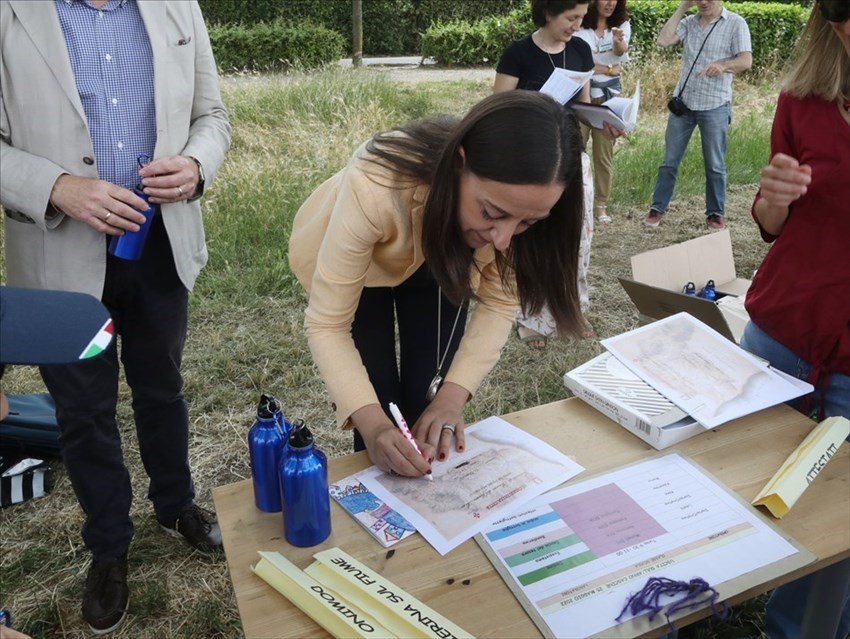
[388,402,433,481]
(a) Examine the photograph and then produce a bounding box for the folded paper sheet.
[253,551,394,639]
[253,548,473,639]
[306,549,473,639]
[753,416,850,518]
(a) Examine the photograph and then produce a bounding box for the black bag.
[667,18,720,118]
[0,393,61,458]
[667,96,689,116]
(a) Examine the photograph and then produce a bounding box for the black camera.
[667,95,689,116]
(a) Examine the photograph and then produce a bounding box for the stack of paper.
[565,313,813,448]
[572,80,640,132]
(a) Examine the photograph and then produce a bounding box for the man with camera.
[644,0,751,230]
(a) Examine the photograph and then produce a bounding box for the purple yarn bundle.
[616,576,728,631]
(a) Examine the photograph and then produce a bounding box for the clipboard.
[475,452,815,639]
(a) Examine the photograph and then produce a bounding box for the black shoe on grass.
[158,503,223,553]
[82,556,129,635]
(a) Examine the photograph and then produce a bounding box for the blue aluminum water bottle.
[108,155,156,260]
[682,281,697,296]
[273,399,292,439]
[698,279,717,301]
[248,392,288,513]
[280,418,331,547]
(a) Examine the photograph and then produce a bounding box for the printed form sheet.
[478,453,800,639]
[359,416,584,555]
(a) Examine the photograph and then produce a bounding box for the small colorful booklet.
[329,472,417,547]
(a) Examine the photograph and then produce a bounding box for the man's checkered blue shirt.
[674,8,752,112]
[55,0,156,191]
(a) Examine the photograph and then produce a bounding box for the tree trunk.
[352,0,363,68]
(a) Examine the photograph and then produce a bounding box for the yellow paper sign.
[309,548,474,639]
[252,551,394,638]
[753,416,849,518]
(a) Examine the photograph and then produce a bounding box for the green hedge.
[207,20,346,72]
[627,1,809,67]
[199,0,523,55]
[422,5,532,67]
[422,0,809,69]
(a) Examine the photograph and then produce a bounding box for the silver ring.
[177,185,184,197]
[104,212,112,222]
[441,423,456,434]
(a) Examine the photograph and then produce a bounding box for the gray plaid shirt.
[675,7,751,111]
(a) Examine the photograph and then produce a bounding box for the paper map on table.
[329,473,417,547]
[359,416,584,555]
[601,313,812,429]
[477,453,811,639]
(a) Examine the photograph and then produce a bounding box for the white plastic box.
[564,352,704,450]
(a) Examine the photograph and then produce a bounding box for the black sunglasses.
[819,0,850,23]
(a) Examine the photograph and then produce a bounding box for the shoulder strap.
[677,16,722,97]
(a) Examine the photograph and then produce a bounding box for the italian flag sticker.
[79,319,114,359]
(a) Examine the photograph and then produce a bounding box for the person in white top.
[576,0,631,224]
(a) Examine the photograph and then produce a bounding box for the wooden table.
[213,399,849,639]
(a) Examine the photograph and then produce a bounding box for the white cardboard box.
[619,229,751,342]
[564,352,704,450]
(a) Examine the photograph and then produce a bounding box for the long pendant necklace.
[548,46,566,69]
[425,288,464,402]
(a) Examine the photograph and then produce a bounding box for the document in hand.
[539,68,593,104]
[572,80,640,132]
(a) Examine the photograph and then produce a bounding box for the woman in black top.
[494,0,594,97]
[494,0,605,347]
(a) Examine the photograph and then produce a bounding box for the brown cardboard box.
[619,230,751,342]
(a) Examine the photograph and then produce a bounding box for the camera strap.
[676,16,721,98]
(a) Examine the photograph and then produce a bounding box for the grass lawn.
[1,63,781,638]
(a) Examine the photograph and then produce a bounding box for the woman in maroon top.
[741,1,850,637]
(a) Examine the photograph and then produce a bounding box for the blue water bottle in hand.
[280,418,331,547]
[108,154,156,260]
[248,392,289,513]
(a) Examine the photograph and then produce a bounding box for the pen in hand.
[388,403,433,481]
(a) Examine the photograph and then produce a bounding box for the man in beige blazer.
[0,0,230,633]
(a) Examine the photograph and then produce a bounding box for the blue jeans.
[740,321,850,639]
[651,102,731,217]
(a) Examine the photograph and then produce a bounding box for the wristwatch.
[189,156,205,195]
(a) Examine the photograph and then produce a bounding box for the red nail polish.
[439,453,446,461]
[458,446,464,452]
